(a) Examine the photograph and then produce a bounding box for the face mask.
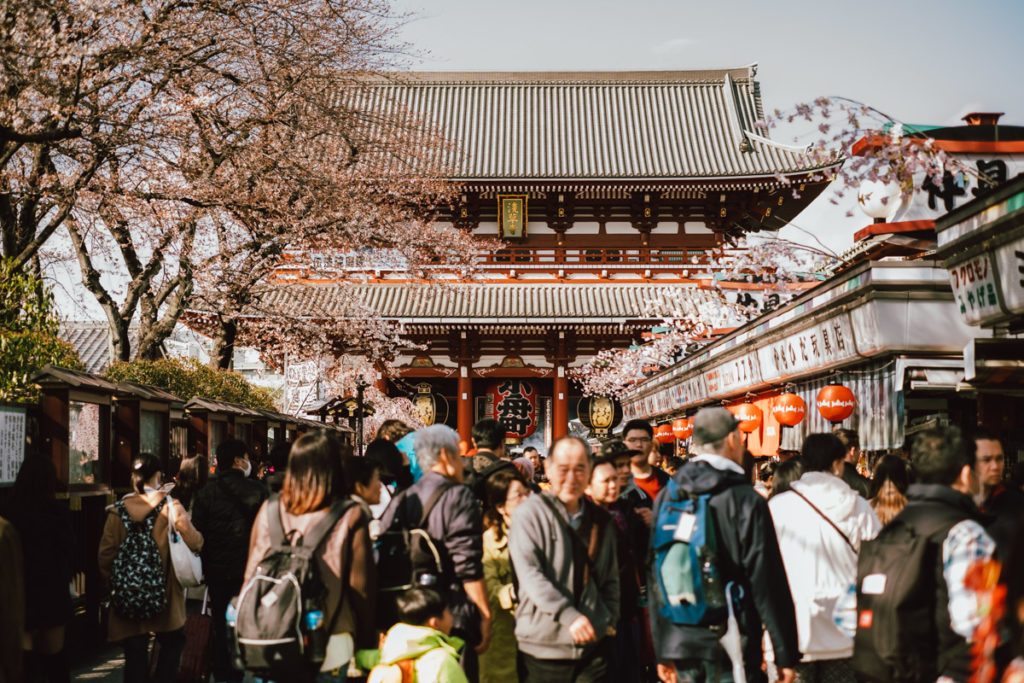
[241,458,253,478]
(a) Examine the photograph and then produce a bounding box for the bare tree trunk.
[211,315,237,370]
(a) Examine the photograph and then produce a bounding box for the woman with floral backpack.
[98,453,203,683]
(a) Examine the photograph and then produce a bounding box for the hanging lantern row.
[817,384,856,423]
[649,384,853,442]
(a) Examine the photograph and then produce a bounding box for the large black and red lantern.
[410,383,449,426]
[576,396,623,437]
[486,380,538,438]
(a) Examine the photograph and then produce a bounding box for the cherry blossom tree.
[2,0,487,369]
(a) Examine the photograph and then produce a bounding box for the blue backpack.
[651,479,728,627]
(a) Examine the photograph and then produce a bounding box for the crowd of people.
[1,411,1023,683]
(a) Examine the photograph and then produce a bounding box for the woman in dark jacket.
[7,454,74,683]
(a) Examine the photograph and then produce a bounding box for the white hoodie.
[768,471,881,661]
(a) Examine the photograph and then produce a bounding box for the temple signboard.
[498,195,528,239]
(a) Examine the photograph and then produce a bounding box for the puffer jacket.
[769,471,881,661]
[191,469,267,583]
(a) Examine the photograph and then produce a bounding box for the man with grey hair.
[650,407,798,683]
[379,425,492,681]
[509,435,619,681]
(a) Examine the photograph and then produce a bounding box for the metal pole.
[355,378,368,455]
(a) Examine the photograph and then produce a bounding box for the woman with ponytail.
[98,453,203,682]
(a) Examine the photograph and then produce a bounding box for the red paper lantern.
[772,393,806,427]
[730,403,763,433]
[672,418,693,440]
[486,380,538,438]
[817,384,856,423]
[654,424,675,444]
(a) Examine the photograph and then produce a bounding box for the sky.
[386,0,1024,254]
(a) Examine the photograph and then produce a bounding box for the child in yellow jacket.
[360,588,468,683]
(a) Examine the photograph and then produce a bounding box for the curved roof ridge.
[365,67,758,85]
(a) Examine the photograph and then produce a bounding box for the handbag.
[167,495,204,588]
[178,589,214,683]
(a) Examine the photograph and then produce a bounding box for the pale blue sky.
[388,0,1024,256]
[390,0,1023,128]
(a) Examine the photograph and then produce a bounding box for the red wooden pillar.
[553,366,569,439]
[457,365,473,446]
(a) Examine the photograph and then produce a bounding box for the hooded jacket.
[362,624,468,683]
[649,458,800,670]
[769,472,881,660]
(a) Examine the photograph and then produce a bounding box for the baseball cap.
[691,407,740,446]
[598,439,641,461]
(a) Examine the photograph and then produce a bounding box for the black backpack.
[376,482,454,628]
[110,497,169,621]
[851,506,966,683]
[231,496,353,680]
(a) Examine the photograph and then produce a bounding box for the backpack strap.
[537,494,603,604]
[415,481,455,530]
[115,496,167,531]
[790,488,856,556]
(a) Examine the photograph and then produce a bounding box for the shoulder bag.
[167,495,205,588]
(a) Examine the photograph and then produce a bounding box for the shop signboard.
[704,353,761,398]
[991,237,1024,316]
[757,314,858,383]
[948,252,1002,325]
[0,405,27,486]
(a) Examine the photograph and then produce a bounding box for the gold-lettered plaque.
[498,194,528,239]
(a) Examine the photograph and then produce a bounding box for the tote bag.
[167,496,204,588]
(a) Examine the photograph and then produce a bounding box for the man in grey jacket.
[509,436,619,682]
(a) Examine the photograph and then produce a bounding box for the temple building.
[251,67,839,448]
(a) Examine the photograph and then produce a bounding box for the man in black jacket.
[650,407,798,683]
[834,428,871,499]
[192,439,267,683]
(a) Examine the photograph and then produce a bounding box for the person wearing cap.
[650,407,799,683]
[600,439,654,527]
